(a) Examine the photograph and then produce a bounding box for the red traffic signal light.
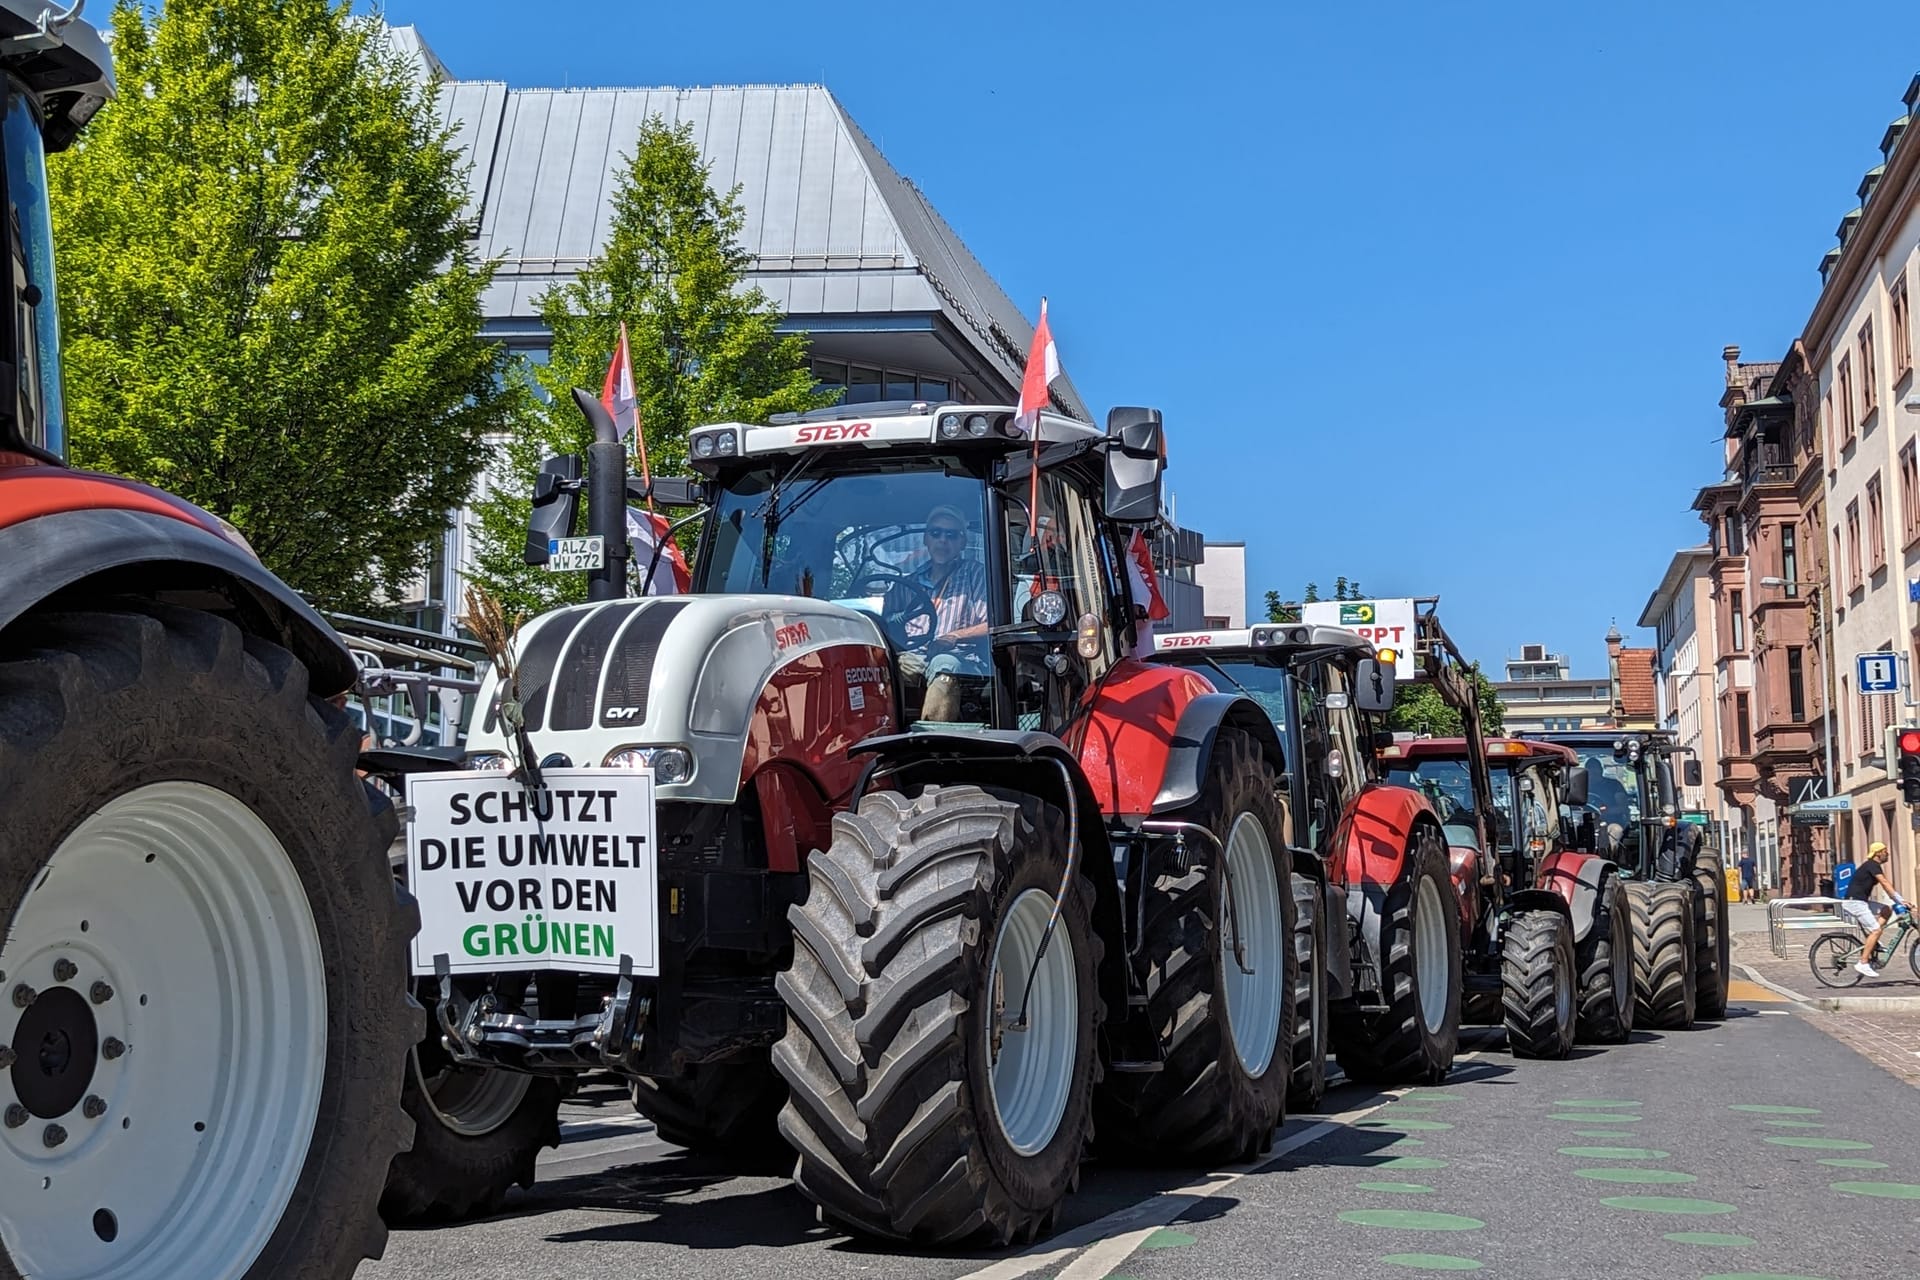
[1901,728,1920,803]
[1902,729,1920,755]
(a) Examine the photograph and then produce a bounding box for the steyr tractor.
[389,395,1314,1244]
[1535,730,1727,1028]
[0,4,418,1278]
[1150,621,1463,1100]
[1377,737,1635,1053]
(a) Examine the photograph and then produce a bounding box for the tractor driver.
[887,504,990,722]
[1585,754,1632,852]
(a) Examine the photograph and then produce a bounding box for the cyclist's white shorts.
[1841,899,1885,929]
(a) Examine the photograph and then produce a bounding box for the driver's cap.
[925,504,969,531]
[1870,841,1889,856]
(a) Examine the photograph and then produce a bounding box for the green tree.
[52,0,504,609]
[1264,590,1300,623]
[1388,662,1506,736]
[469,116,832,616]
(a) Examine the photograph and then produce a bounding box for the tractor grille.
[547,602,646,731]
[599,601,687,727]
[484,609,586,734]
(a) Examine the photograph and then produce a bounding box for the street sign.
[1858,651,1900,694]
[1793,795,1853,812]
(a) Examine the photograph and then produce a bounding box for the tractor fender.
[1336,784,1447,974]
[1072,658,1218,819]
[1503,887,1574,927]
[1145,691,1286,815]
[1533,849,1613,942]
[0,504,356,695]
[849,729,1129,1017]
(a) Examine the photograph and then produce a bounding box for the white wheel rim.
[414,1048,530,1138]
[1413,876,1450,1035]
[1219,813,1286,1077]
[0,782,327,1280]
[987,888,1077,1156]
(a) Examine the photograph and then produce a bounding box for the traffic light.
[1899,727,1920,804]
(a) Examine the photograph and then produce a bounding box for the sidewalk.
[1728,910,1920,1089]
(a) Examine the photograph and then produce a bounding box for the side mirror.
[1353,656,1396,713]
[1103,406,1164,524]
[630,475,706,509]
[524,454,581,566]
[1683,759,1703,788]
[1563,765,1590,807]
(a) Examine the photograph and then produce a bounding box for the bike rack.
[1768,895,1849,957]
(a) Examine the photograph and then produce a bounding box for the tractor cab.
[679,400,1166,734]
[1532,729,1701,879]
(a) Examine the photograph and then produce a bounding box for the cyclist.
[1843,841,1909,977]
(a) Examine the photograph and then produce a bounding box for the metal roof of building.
[433,79,1089,419]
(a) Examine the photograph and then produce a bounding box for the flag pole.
[620,321,656,511]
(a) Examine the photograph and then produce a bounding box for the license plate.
[404,768,659,977]
[546,535,605,572]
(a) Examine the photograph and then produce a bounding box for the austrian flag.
[1126,529,1169,658]
[1014,298,1060,435]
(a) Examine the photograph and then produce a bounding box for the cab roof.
[1379,737,1579,765]
[687,402,1104,469]
[1154,623,1376,659]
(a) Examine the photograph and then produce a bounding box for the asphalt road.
[360,996,1919,1280]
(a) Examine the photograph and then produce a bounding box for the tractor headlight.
[693,434,717,459]
[939,413,963,439]
[605,745,694,784]
[1032,589,1069,627]
[714,432,737,456]
[965,413,990,438]
[466,752,511,772]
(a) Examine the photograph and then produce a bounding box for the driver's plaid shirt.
[889,559,990,641]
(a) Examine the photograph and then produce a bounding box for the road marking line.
[956,1049,1487,1280]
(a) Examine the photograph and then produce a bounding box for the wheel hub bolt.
[0,1047,14,1069]
[82,1095,106,1120]
[51,959,76,983]
[89,982,112,1006]
[100,1038,125,1061]
[11,984,35,1009]
[3,1104,26,1129]
[42,1124,66,1149]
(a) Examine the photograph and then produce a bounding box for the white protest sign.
[1301,598,1418,680]
[405,768,659,977]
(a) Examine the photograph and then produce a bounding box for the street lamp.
[1760,575,1837,787]
[1903,391,1920,416]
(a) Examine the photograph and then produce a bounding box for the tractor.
[1149,620,1463,1101]
[1377,736,1635,1052]
[385,394,1320,1244]
[1534,729,1727,1028]
[0,4,418,1277]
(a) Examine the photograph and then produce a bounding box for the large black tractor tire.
[1330,823,1463,1085]
[1627,881,1697,1030]
[631,1056,789,1166]
[1500,910,1577,1060]
[1576,875,1634,1044]
[1461,991,1503,1026]
[1690,846,1731,1020]
[1097,729,1296,1163]
[0,603,417,1280]
[774,786,1103,1246]
[1288,873,1329,1114]
[380,1033,564,1223]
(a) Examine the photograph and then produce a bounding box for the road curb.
[1734,960,1920,1012]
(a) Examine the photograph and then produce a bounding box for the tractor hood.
[465,594,891,805]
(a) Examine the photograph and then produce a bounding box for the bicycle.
[1808,903,1920,988]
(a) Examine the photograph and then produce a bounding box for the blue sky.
[383,0,1916,676]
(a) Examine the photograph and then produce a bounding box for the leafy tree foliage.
[52,0,504,608]
[469,116,831,617]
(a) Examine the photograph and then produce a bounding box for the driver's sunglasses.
[926,526,966,541]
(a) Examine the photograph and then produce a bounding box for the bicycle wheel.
[1808,932,1864,989]
[1908,932,1920,981]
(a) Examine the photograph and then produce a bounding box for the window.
[1894,273,1912,378]
[1839,356,1856,445]
[1736,693,1752,755]
[1841,674,1852,769]
[1780,523,1798,595]
[1824,387,1837,457]
[1868,473,1886,572]
[1729,589,1745,651]
[1846,500,1863,591]
[1860,322,1878,418]
[1903,441,1920,547]
[1788,647,1807,722]
[1724,514,1744,556]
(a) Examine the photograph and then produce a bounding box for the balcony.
[1740,441,1795,491]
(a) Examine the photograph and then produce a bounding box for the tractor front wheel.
[775,786,1101,1246]
[1096,729,1295,1163]
[1330,823,1463,1085]
[630,1057,788,1167]
[1501,910,1576,1060]
[1691,845,1731,1020]
[1576,876,1634,1044]
[1628,881,1697,1030]
[1288,873,1329,1114]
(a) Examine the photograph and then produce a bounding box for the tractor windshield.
[1383,758,1512,851]
[1188,658,1293,742]
[1572,752,1648,866]
[4,84,61,455]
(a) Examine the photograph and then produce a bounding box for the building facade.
[1197,541,1247,629]
[1641,548,1740,866]
[1494,644,1613,734]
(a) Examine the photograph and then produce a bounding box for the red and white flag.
[1125,528,1170,658]
[602,321,653,494]
[626,506,690,596]
[1014,298,1061,436]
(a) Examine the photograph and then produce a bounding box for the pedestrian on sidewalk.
[1843,841,1908,977]
[1738,851,1758,904]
